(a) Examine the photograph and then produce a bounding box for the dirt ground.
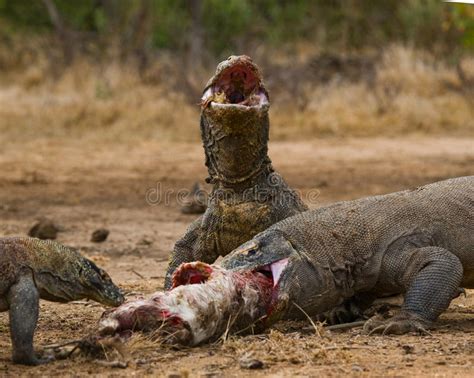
[0,136,473,376]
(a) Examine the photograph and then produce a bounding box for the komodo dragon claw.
[364,313,432,336]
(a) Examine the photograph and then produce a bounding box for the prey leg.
[365,246,463,335]
[7,272,50,365]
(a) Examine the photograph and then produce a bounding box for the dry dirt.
[0,136,473,376]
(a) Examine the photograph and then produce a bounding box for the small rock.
[28,218,60,240]
[239,357,264,370]
[289,356,301,364]
[91,229,110,243]
[138,238,153,246]
[401,344,415,354]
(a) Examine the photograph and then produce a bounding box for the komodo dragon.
[0,237,124,365]
[101,176,473,344]
[164,55,308,288]
[223,175,474,334]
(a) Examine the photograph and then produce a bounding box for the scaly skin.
[164,56,307,288]
[222,176,474,335]
[0,237,124,365]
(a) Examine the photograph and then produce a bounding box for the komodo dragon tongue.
[98,262,273,345]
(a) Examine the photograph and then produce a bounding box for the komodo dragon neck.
[200,107,272,191]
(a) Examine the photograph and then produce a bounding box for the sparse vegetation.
[0,1,473,141]
[0,44,472,142]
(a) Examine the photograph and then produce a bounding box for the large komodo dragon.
[164,55,308,288]
[223,176,474,334]
[101,177,474,344]
[0,237,124,365]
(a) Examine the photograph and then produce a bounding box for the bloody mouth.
[201,62,269,107]
[173,258,288,298]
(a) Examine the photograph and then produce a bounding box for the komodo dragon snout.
[221,230,342,324]
[59,257,125,307]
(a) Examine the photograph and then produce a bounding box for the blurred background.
[0,0,473,142]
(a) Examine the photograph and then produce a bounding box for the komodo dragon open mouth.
[201,55,269,108]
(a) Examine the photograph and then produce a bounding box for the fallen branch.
[325,320,366,331]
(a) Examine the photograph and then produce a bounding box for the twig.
[42,339,82,349]
[69,301,103,308]
[130,269,145,279]
[293,302,323,337]
[325,320,366,331]
[220,314,234,344]
[232,315,267,336]
[302,320,366,333]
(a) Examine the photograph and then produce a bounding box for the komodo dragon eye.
[246,249,257,256]
[100,270,111,282]
[236,241,259,257]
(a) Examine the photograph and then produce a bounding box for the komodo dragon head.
[25,238,125,307]
[221,230,341,324]
[201,55,268,109]
[200,55,271,184]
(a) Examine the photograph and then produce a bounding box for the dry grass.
[0,59,199,143]
[271,46,474,138]
[0,45,472,143]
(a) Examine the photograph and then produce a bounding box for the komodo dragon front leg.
[5,270,47,365]
[364,246,464,335]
